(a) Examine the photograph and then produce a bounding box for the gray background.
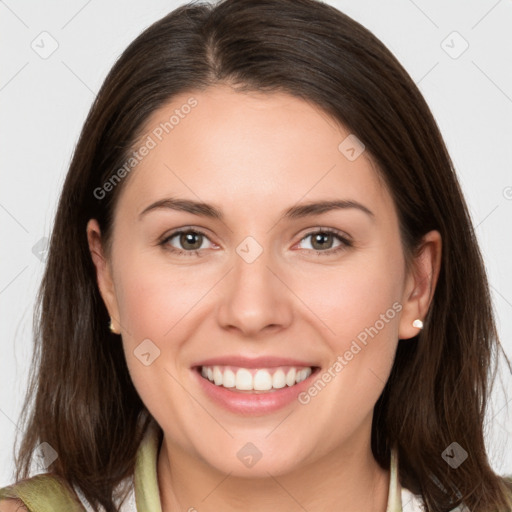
[1,0,511,486]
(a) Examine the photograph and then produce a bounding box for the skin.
[0,499,27,512]
[87,85,441,512]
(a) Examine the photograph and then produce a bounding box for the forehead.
[115,85,393,222]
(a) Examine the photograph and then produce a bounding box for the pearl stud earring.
[109,318,119,334]
[412,319,424,329]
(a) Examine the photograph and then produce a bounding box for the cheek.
[113,251,208,342]
[292,261,403,439]
[112,253,207,440]
[295,248,404,351]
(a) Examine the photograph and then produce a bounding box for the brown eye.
[160,229,213,256]
[177,231,204,250]
[310,232,336,251]
[297,229,352,255]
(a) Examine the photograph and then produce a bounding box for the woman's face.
[88,85,439,477]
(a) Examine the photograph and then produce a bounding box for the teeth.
[254,369,273,391]
[296,368,310,383]
[213,367,223,386]
[235,368,253,390]
[286,368,296,386]
[223,369,236,388]
[273,369,286,389]
[200,365,313,391]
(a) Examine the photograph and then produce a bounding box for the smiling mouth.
[195,365,320,393]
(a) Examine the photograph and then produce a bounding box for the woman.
[1,0,511,510]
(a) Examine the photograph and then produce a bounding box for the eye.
[159,229,215,257]
[296,228,352,256]
[159,227,352,257]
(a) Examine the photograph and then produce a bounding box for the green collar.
[133,419,164,512]
[133,420,403,512]
[0,420,403,511]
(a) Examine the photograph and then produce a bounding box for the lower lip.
[192,367,320,416]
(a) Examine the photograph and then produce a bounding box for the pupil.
[178,232,333,251]
[182,232,201,250]
[313,233,331,250]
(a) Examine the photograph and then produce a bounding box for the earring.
[412,319,424,329]
[109,318,119,334]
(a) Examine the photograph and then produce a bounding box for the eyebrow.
[138,197,375,221]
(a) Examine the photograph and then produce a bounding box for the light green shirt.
[0,419,504,511]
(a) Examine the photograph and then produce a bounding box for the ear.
[398,230,442,340]
[86,219,121,334]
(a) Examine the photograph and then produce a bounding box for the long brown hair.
[11,0,512,510]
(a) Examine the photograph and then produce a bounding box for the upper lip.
[193,356,319,369]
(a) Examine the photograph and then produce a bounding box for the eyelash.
[159,227,353,257]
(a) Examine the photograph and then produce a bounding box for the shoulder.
[401,486,425,511]
[0,473,85,511]
[0,498,28,511]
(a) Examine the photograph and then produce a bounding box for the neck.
[157,432,390,512]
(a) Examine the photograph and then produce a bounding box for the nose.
[216,240,293,338]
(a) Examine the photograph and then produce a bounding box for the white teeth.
[253,369,273,391]
[272,369,286,389]
[235,368,253,390]
[223,368,236,388]
[295,368,312,383]
[213,366,223,386]
[200,365,314,391]
[286,368,296,386]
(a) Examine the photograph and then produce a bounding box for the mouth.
[191,363,321,415]
[196,365,317,393]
